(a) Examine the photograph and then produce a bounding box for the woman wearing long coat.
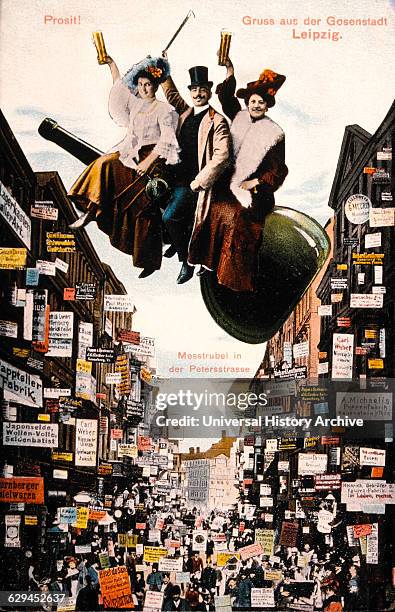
[68,55,180,277]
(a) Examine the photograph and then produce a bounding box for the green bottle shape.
[200,206,330,344]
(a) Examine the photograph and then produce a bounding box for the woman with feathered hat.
[68,54,180,277]
[188,56,288,291]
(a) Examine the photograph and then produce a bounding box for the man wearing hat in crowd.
[161,53,231,284]
[163,584,191,610]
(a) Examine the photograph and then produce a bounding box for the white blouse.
[108,78,180,168]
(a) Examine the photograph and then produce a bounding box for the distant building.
[181,437,238,510]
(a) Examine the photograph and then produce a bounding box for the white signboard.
[0,320,18,338]
[369,207,395,227]
[47,338,73,358]
[298,453,328,475]
[192,530,208,551]
[3,422,58,447]
[345,194,370,224]
[43,388,71,398]
[75,419,98,467]
[350,294,383,308]
[158,557,183,572]
[49,311,74,339]
[318,305,332,316]
[366,523,378,564]
[374,266,383,284]
[78,321,94,360]
[359,448,386,466]
[341,480,395,507]
[0,181,31,248]
[0,359,43,407]
[5,515,21,548]
[332,333,354,380]
[318,362,329,374]
[54,258,69,273]
[293,341,309,358]
[36,260,56,276]
[105,372,122,385]
[104,294,134,312]
[365,233,381,248]
[124,336,155,358]
[251,588,275,608]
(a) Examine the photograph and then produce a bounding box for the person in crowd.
[68,54,180,278]
[196,588,215,611]
[162,572,176,604]
[190,552,204,574]
[200,559,217,594]
[161,52,231,284]
[147,562,163,591]
[184,582,200,610]
[75,575,99,611]
[205,535,214,562]
[235,571,253,609]
[163,584,191,610]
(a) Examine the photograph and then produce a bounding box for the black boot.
[163,244,177,258]
[177,262,194,284]
[139,268,156,279]
[196,265,207,277]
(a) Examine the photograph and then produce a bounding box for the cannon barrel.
[38,118,103,165]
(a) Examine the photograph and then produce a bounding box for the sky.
[1,0,394,385]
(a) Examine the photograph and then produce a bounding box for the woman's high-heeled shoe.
[69,208,96,230]
[138,268,156,279]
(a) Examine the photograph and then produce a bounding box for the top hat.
[188,66,213,89]
[236,68,286,107]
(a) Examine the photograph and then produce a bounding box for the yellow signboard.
[143,546,168,563]
[76,359,92,374]
[72,507,89,529]
[0,248,27,269]
[52,452,73,462]
[368,359,384,369]
[217,552,240,567]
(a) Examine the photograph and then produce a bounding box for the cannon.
[38,117,330,344]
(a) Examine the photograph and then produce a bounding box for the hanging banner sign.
[332,333,354,380]
[5,515,21,548]
[0,359,43,407]
[3,422,58,447]
[0,477,44,504]
[75,419,98,467]
[0,247,27,269]
[104,294,134,312]
[46,232,76,252]
[31,202,58,220]
[0,181,31,248]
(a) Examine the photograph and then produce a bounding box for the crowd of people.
[19,480,374,612]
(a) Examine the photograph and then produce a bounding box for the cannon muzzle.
[38,118,103,165]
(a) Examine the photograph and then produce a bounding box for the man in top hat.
[186,55,288,293]
[161,54,231,284]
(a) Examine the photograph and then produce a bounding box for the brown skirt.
[68,146,167,270]
[189,198,263,292]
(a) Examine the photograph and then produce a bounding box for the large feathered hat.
[123,56,170,93]
[236,68,286,107]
